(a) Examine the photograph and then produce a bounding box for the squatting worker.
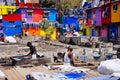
[25,42,37,58]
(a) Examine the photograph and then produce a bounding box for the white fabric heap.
[51,65,90,73]
[98,59,120,74]
[5,36,17,43]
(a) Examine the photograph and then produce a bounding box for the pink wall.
[101,27,107,37]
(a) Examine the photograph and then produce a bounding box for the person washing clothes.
[24,42,38,59]
[64,47,74,66]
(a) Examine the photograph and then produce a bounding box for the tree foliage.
[40,19,54,40]
[40,19,50,31]
[55,0,83,11]
[41,0,83,11]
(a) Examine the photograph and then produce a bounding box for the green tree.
[55,0,83,11]
[40,19,54,40]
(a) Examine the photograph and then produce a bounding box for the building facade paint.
[111,1,120,23]
[0,6,16,15]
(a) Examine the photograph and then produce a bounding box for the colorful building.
[90,8,96,36]
[85,0,120,42]
[109,1,120,42]
[94,7,102,37]
[101,3,111,24]
[86,8,96,36]
[40,23,57,40]
[0,6,16,25]
[0,25,4,41]
[86,9,91,27]
[111,1,120,23]
[15,8,44,23]
[101,3,112,41]
[0,6,16,15]
[43,8,57,22]
[14,8,43,36]
[14,8,57,40]
[63,16,79,32]
[15,0,40,8]
[82,24,90,36]
[2,14,22,36]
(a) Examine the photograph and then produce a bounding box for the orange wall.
[111,2,120,22]
[23,27,40,36]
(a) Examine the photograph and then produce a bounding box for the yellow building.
[111,1,120,23]
[40,28,56,40]
[82,24,90,36]
[0,6,16,15]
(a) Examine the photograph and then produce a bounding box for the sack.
[98,59,120,74]
[5,36,17,43]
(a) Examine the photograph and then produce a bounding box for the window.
[44,11,50,18]
[26,10,33,17]
[27,12,32,17]
[113,4,118,12]
[0,19,2,23]
[7,9,12,14]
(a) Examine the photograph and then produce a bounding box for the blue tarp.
[54,71,86,80]
[82,2,93,9]
[65,72,85,79]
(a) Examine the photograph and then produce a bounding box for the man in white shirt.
[64,47,74,66]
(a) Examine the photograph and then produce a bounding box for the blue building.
[63,16,79,32]
[42,8,57,22]
[2,14,22,36]
[107,24,117,43]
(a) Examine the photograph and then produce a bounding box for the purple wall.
[95,8,102,26]
[21,9,32,22]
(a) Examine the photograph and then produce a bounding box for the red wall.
[101,4,111,24]
[15,0,19,6]
[19,2,24,8]
[26,3,32,8]
[33,9,44,22]
[3,14,21,21]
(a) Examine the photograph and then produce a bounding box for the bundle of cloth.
[98,59,120,74]
[96,58,120,80]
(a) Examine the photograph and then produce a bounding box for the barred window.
[113,4,118,12]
